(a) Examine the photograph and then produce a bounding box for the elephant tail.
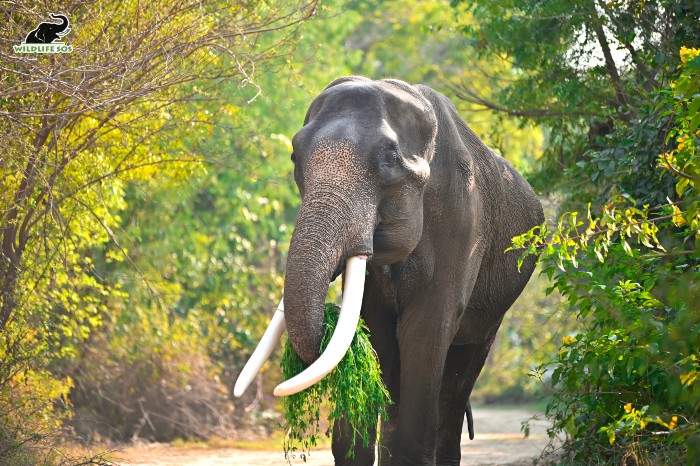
[465,401,475,440]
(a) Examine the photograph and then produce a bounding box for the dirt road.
[119,406,553,465]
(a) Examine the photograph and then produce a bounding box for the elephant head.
[281,77,437,368]
[25,13,70,44]
[233,77,438,396]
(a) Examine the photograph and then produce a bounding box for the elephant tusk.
[233,299,286,397]
[273,256,367,397]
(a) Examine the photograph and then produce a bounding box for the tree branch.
[591,7,631,111]
[448,83,601,118]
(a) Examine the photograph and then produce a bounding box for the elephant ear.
[380,79,438,164]
[302,76,372,126]
[415,84,489,153]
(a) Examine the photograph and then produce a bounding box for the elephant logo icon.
[25,13,71,43]
[13,13,73,54]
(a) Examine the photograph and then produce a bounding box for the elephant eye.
[384,146,400,165]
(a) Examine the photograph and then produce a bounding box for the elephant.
[25,13,70,44]
[235,76,544,466]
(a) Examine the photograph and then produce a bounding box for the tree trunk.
[0,255,21,330]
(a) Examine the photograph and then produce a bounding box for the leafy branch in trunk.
[281,304,390,461]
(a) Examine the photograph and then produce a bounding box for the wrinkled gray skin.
[284,77,544,466]
[25,14,70,44]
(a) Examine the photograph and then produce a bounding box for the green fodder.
[280,304,390,460]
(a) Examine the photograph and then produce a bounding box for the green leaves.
[280,304,391,460]
[504,47,700,463]
[449,0,700,460]
[510,195,666,276]
[658,47,700,202]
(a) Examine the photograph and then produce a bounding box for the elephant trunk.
[274,256,366,396]
[233,248,368,398]
[234,147,376,397]
[283,190,356,366]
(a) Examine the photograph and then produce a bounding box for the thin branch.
[591,7,631,111]
[70,196,158,300]
[448,82,601,118]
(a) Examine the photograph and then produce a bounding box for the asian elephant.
[235,77,544,466]
[25,13,70,44]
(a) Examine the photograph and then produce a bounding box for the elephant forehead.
[317,83,435,158]
[304,139,367,188]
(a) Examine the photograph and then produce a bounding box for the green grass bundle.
[280,304,391,460]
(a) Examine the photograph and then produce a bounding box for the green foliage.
[658,47,700,200]
[0,0,317,460]
[540,270,699,463]
[452,0,700,201]
[447,1,700,460]
[280,304,390,461]
[513,49,700,464]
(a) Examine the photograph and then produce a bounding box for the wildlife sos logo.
[13,13,73,54]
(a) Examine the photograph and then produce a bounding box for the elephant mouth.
[331,252,371,282]
[331,264,343,282]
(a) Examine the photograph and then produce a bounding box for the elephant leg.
[377,347,400,466]
[435,338,497,466]
[367,308,401,466]
[391,314,456,466]
[331,418,375,466]
[332,281,399,465]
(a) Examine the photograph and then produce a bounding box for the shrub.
[515,47,700,464]
[0,325,73,465]
[69,311,235,442]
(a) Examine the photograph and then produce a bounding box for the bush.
[0,325,73,465]
[515,47,700,464]
[69,311,235,442]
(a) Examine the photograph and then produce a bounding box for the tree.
[0,0,317,461]
[1,0,317,330]
[451,0,700,462]
[452,0,699,202]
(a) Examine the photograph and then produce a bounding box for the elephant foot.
[332,418,376,466]
[332,448,375,466]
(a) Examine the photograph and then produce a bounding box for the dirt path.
[119,406,553,465]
